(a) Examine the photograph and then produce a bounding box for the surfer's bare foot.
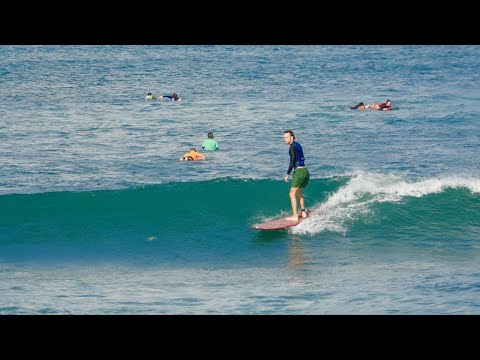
[285,215,299,221]
[301,212,307,218]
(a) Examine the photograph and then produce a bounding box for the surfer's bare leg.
[285,187,300,220]
[297,189,307,217]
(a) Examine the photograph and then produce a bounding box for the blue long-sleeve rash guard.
[287,141,305,175]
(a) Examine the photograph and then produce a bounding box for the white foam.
[292,171,480,235]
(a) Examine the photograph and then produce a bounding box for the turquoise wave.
[1,176,479,264]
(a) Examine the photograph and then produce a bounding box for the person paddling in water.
[377,99,392,110]
[283,130,310,221]
[160,92,180,101]
[180,148,206,161]
[349,102,366,110]
[365,99,392,110]
[201,132,219,151]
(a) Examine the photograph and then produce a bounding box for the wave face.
[2,175,479,266]
[0,178,338,265]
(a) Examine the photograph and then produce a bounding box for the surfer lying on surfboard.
[180,148,206,161]
[349,99,394,110]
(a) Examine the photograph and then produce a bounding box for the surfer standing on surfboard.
[283,130,310,221]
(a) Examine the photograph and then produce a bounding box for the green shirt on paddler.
[202,138,219,151]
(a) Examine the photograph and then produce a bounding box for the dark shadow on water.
[251,229,288,244]
[251,231,307,269]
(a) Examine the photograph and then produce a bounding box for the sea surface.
[1,45,480,314]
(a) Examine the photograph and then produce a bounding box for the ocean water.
[1,45,480,314]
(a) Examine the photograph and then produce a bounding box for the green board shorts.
[291,167,310,188]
